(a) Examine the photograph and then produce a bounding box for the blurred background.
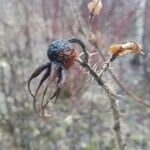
[0,0,150,149]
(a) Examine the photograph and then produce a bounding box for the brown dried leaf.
[109,41,144,58]
[88,0,103,15]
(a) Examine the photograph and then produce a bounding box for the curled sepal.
[42,66,67,112]
[27,63,52,119]
[28,63,51,97]
[35,67,51,96]
[68,38,88,64]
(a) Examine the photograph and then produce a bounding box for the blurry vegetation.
[0,0,150,150]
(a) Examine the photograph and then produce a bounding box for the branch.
[76,49,125,150]
[91,42,150,109]
[107,94,125,150]
[70,0,150,109]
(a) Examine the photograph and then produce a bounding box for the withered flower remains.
[28,39,85,117]
[109,41,144,61]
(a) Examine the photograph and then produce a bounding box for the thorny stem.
[77,46,125,150]
[68,38,89,64]
[68,1,150,150]
[70,1,125,150]
[93,43,150,109]
[77,59,104,86]
[77,57,126,150]
[87,1,125,149]
[107,94,125,150]
[98,58,111,78]
[77,57,124,150]
[71,1,150,109]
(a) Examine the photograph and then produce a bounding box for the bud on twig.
[88,0,103,15]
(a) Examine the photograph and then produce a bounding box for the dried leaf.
[109,41,144,58]
[88,0,103,15]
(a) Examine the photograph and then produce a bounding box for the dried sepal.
[88,0,103,15]
[109,41,144,61]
